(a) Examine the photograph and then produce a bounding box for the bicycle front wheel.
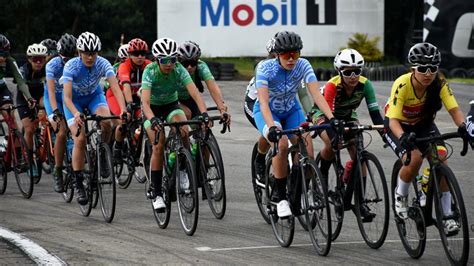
[201,140,226,219]
[113,139,132,189]
[41,130,54,175]
[79,150,93,217]
[0,159,7,194]
[32,132,42,184]
[432,165,469,265]
[98,142,116,223]
[353,152,389,249]
[13,130,33,198]
[251,142,271,224]
[61,156,74,203]
[301,159,331,256]
[176,148,199,236]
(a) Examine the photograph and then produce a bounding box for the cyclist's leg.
[315,115,335,177]
[107,90,124,144]
[180,98,200,120]
[246,97,269,177]
[16,93,36,150]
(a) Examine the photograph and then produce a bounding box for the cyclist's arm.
[363,80,384,125]
[204,79,226,113]
[46,79,58,110]
[63,81,79,116]
[440,83,464,127]
[107,76,126,114]
[117,63,133,104]
[186,82,207,114]
[8,58,31,99]
[256,86,275,128]
[297,82,313,114]
[307,81,334,120]
[448,107,465,127]
[140,88,154,121]
[122,83,133,103]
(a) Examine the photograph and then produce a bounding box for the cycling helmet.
[0,34,10,52]
[266,38,275,54]
[152,38,178,58]
[40,38,57,54]
[57,33,77,57]
[118,44,129,60]
[333,48,365,70]
[177,41,201,61]
[27,43,48,56]
[408,42,441,65]
[273,31,303,53]
[76,31,101,52]
[128,38,148,53]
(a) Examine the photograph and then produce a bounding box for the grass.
[448,78,474,85]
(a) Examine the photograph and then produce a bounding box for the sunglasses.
[181,60,198,68]
[413,65,438,74]
[279,51,300,60]
[30,56,46,64]
[340,68,362,77]
[158,56,177,65]
[81,51,98,58]
[130,50,147,57]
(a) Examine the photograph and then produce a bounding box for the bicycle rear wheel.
[41,130,54,175]
[32,132,42,184]
[113,139,132,189]
[149,173,171,229]
[200,140,226,219]
[353,152,389,249]
[79,150,93,217]
[176,148,199,236]
[61,156,74,203]
[251,142,271,224]
[98,142,116,223]
[302,159,331,256]
[391,160,426,259]
[265,153,294,247]
[432,165,469,265]
[13,130,33,198]
[0,159,7,194]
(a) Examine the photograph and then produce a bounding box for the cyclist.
[40,38,58,62]
[254,31,336,217]
[44,33,76,193]
[312,48,384,220]
[17,43,48,168]
[109,38,151,161]
[385,42,468,234]
[247,37,313,184]
[177,41,228,119]
[141,37,208,211]
[61,31,128,205]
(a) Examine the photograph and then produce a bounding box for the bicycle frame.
[0,106,25,167]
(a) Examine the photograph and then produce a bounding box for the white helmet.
[152,38,178,58]
[334,48,364,70]
[26,43,48,56]
[266,38,275,54]
[118,44,129,60]
[76,31,101,52]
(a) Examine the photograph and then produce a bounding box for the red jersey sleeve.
[117,59,132,85]
[323,82,337,112]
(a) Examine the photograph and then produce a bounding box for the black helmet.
[407,42,441,65]
[41,38,58,56]
[273,31,303,53]
[57,33,77,57]
[0,34,11,52]
[178,41,201,61]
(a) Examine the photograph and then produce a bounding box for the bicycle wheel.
[391,160,426,259]
[61,156,73,203]
[265,153,294,247]
[0,159,7,194]
[79,150,93,217]
[150,173,171,229]
[176,148,199,236]
[200,140,226,219]
[251,142,271,224]
[13,131,34,199]
[97,142,116,223]
[41,130,54,175]
[32,132,42,184]
[114,139,132,189]
[302,159,331,256]
[315,153,344,241]
[132,123,147,184]
[432,165,469,265]
[143,138,152,181]
[353,152,389,249]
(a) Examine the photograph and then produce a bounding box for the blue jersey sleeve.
[96,56,115,78]
[301,59,317,84]
[255,61,269,89]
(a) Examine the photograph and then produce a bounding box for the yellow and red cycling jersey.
[385,73,458,125]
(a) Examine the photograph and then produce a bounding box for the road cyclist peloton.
[108,38,151,161]
[384,42,471,234]
[43,33,77,192]
[61,31,128,205]
[248,36,314,185]
[312,48,385,219]
[253,30,338,217]
[141,37,208,211]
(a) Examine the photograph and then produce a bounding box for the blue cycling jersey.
[255,58,317,113]
[60,56,114,96]
[46,56,65,93]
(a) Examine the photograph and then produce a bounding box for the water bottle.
[0,136,7,154]
[421,167,430,194]
[191,143,197,160]
[133,127,141,145]
[416,174,426,207]
[66,138,74,159]
[166,152,176,175]
[342,160,353,184]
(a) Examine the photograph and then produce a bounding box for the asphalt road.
[0,80,473,264]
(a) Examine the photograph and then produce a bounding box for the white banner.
[157,0,384,57]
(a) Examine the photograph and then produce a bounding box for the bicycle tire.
[0,159,7,194]
[41,130,54,175]
[97,143,116,223]
[32,132,42,184]
[176,147,199,236]
[302,159,332,256]
[13,130,34,199]
[391,160,426,259]
[265,152,294,247]
[150,172,171,229]
[432,165,469,265]
[61,156,73,203]
[315,153,344,241]
[201,139,226,219]
[353,151,389,249]
[251,142,271,224]
[114,139,132,189]
[143,138,152,181]
[79,148,94,217]
[131,122,147,184]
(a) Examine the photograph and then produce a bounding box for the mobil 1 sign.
[157,0,384,57]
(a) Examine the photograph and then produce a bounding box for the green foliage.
[346,33,383,62]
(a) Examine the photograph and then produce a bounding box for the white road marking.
[0,226,66,265]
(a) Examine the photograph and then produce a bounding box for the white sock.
[397,177,410,196]
[441,192,452,216]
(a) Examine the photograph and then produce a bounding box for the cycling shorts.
[179,97,200,119]
[0,80,13,106]
[143,101,185,130]
[106,89,141,118]
[63,87,108,126]
[254,101,305,140]
[243,95,257,129]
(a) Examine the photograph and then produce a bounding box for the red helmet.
[128,38,148,53]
